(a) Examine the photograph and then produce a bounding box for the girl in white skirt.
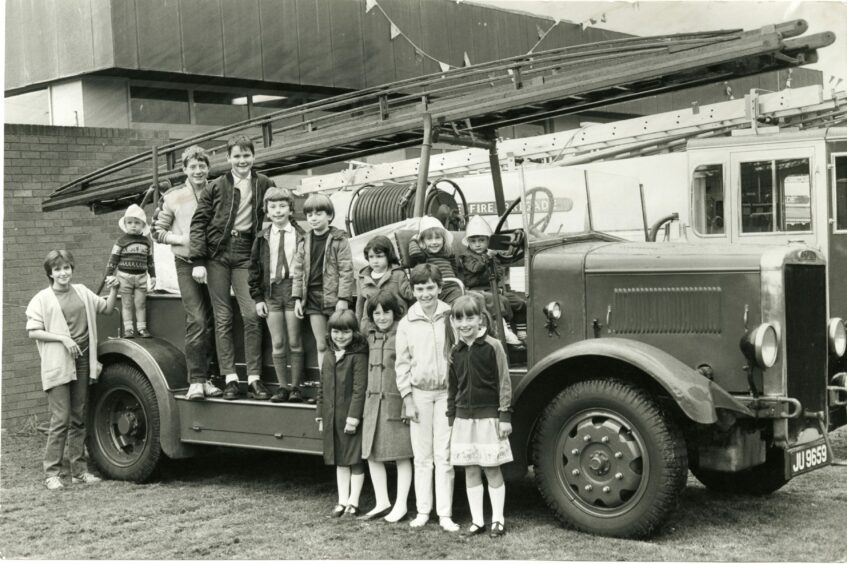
[446,294,512,538]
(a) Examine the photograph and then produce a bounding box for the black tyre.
[533,379,688,538]
[691,448,789,495]
[88,363,162,482]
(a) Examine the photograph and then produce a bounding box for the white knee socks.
[466,483,485,526]
[349,470,365,507]
[336,466,351,505]
[367,461,391,511]
[488,484,506,524]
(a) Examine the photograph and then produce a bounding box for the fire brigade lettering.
[792,445,827,473]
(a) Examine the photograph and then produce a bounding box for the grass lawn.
[1,427,846,560]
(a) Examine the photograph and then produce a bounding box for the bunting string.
[365,0,635,72]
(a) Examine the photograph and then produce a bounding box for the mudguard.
[516,338,753,425]
[99,338,193,459]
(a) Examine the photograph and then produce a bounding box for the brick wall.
[2,124,169,429]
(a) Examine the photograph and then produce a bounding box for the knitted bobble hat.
[462,215,493,246]
[119,204,150,236]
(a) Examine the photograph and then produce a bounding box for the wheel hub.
[116,411,139,436]
[559,413,646,512]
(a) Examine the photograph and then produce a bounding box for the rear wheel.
[88,363,161,482]
[533,379,688,538]
[691,448,789,495]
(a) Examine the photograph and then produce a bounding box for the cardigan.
[26,284,112,391]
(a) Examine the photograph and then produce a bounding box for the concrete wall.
[2,124,169,429]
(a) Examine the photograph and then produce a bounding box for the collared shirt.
[232,173,253,232]
[269,222,296,280]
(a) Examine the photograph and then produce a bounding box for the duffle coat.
[316,341,367,466]
[361,323,413,461]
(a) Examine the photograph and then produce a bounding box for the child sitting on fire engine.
[457,215,523,346]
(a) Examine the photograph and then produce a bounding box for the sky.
[473,0,847,83]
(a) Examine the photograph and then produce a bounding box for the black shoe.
[329,504,345,518]
[123,329,135,339]
[222,381,241,400]
[489,522,506,538]
[288,387,303,403]
[357,506,392,521]
[343,505,359,517]
[247,380,271,400]
[270,387,290,403]
[137,328,153,338]
[461,523,487,537]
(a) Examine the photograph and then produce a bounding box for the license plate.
[787,439,830,478]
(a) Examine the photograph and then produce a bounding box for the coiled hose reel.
[345,179,468,236]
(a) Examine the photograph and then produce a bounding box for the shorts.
[266,278,295,312]
[117,271,148,293]
[304,285,334,316]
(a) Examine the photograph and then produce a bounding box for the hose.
[346,182,464,236]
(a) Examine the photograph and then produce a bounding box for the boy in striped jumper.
[105,204,156,338]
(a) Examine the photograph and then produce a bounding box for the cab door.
[829,153,847,318]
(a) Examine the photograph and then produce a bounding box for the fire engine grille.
[611,287,721,334]
[783,264,827,413]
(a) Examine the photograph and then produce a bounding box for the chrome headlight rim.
[543,301,561,320]
[743,323,779,369]
[828,317,847,357]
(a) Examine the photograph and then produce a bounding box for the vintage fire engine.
[42,21,845,538]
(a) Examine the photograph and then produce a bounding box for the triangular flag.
[390,22,401,40]
[463,51,471,67]
[536,24,545,39]
[439,61,451,72]
[365,0,376,13]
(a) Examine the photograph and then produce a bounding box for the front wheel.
[532,379,688,538]
[87,363,162,482]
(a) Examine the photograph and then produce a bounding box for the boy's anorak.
[395,300,452,398]
[355,265,413,331]
[290,226,354,310]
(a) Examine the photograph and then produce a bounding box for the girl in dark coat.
[360,291,414,522]
[315,309,368,518]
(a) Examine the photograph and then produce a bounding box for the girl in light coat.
[26,250,119,490]
[360,290,413,522]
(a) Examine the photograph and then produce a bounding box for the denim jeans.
[175,257,215,384]
[206,238,262,375]
[44,352,90,478]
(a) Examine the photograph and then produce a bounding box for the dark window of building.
[130,86,190,124]
[740,158,811,233]
[194,91,249,126]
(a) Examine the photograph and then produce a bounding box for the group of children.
[27,134,518,537]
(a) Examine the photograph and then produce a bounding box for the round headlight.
[741,323,779,369]
[828,318,847,357]
[543,301,561,320]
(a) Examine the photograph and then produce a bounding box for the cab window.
[740,158,811,233]
[691,164,725,235]
[835,155,847,231]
